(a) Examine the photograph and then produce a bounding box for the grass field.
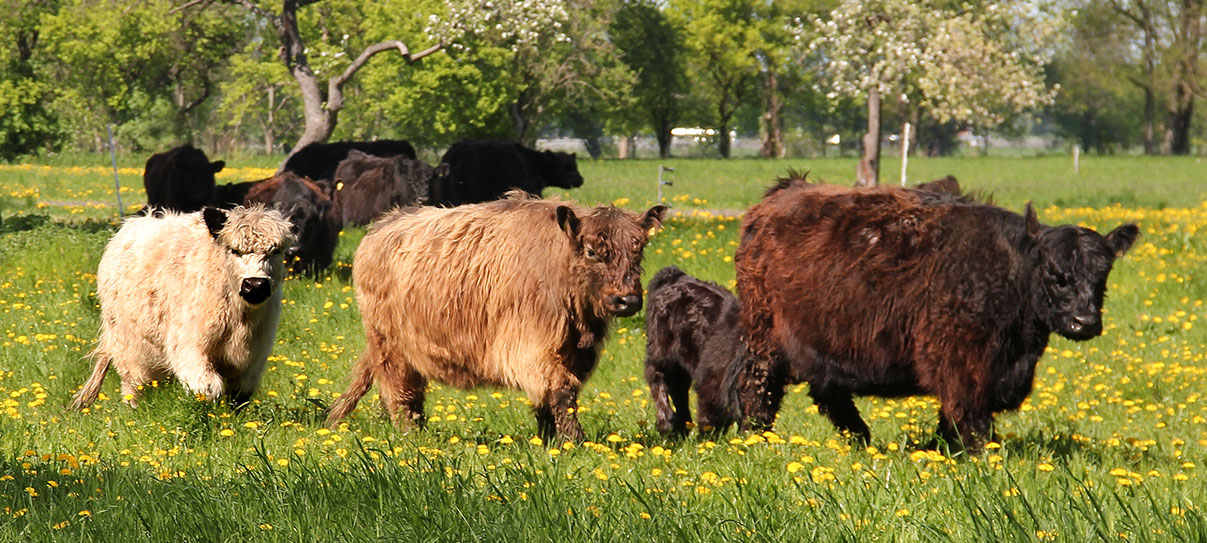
[2,155,1206,540]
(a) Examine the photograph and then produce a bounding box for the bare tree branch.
[169,0,210,15]
[332,40,445,89]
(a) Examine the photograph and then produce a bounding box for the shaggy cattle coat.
[644,266,745,436]
[735,179,1139,450]
[143,145,225,213]
[430,140,584,206]
[282,139,417,184]
[71,206,292,408]
[332,150,444,226]
[326,193,666,440]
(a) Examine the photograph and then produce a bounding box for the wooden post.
[900,122,911,186]
[1073,144,1080,174]
[108,123,123,217]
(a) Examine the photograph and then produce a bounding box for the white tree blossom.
[799,0,1062,128]
[426,0,571,53]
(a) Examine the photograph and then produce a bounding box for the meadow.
[1,154,1206,541]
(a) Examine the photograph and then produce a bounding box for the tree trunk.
[760,68,783,158]
[264,85,276,154]
[857,87,881,187]
[1143,87,1157,155]
[718,124,731,159]
[655,128,671,158]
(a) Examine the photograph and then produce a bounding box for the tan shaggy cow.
[71,206,292,408]
[326,192,666,441]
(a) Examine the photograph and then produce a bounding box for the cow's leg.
[646,362,690,435]
[548,386,585,442]
[738,356,787,431]
[696,390,737,437]
[114,362,153,407]
[935,393,993,453]
[666,368,693,433]
[533,403,556,442]
[811,389,871,445]
[172,348,225,401]
[377,359,427,430]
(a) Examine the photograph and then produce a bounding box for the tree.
[804,0,1059,185]
[611,0,687,158]
[41,0,245,151]
[1048,7,1144,153]
[669,0,767,158]
[0,0,63,161]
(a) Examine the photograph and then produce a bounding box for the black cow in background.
[282,140,417,184]
[430,140,584,206]
[332,150,446,226]
[143,145,225,212]
[644,266,747,437]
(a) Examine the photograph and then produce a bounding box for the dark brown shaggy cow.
[332,149,447,226]
[143,145,225,212]
[915,175,960,195]
[644,266,745,436]
[326,193,666,441]
[213,173,341,276]
[735,174,1139,451]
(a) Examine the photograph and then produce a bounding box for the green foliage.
[610,1,686,154]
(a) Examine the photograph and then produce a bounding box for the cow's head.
[203,205,293,306]
[176,146,225,208]
[545,151,584,189]
[1025,203,1139,340]
[558,203,667,317]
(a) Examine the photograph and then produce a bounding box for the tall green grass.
[1,157,1205,540]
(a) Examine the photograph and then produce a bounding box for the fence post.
[658,165,674,205]
[900,122,911,187]
[108,124,123,217]
[1073,144,1080,175]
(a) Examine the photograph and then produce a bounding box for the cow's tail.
[70,351,111,410]
[326,353,376,428]
[647,265,687,296]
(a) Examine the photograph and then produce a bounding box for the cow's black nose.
[240,277,272,305]
[610,294,643,316]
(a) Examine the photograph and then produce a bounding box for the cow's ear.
[202,207,227,239]
[556,205,580,244]
[1106,223,1140,256]
[641,205,668,233]
[211,160,225,173]
[1024,202,1042,240]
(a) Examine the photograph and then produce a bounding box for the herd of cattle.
[70,143,1139,452]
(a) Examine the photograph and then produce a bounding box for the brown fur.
[735,181,1138,450]
[326,192,666,440]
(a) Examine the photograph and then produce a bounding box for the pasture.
[1,155,1206,541]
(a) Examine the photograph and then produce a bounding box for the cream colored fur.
[71,206,292,408]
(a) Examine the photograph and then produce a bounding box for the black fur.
[282,139,417,184]
[644,266,746,436]
[143,145,225,213]
[430,140,584,206]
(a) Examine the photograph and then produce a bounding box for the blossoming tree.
[802,0,1061,185]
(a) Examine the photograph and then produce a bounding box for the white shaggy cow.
[71,206,292,408]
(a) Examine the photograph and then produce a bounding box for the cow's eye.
[230,248,245,257]
[585,246,598,259]
[1053,272,1069,288]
